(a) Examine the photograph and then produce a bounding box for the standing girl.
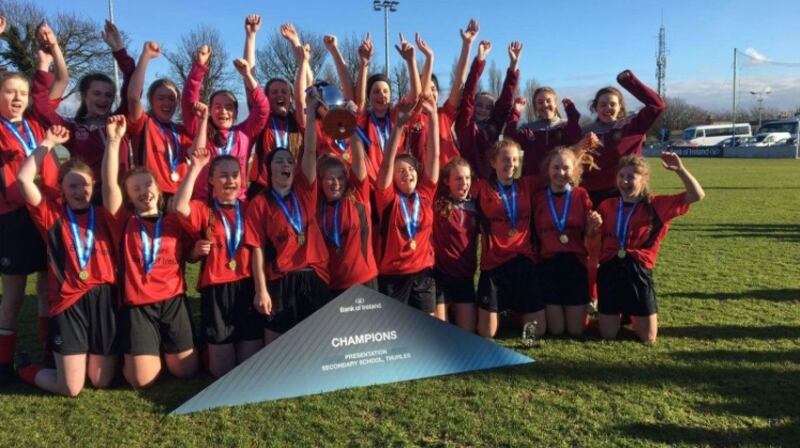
[16,126,118,396]
[433,158,480,330]
[595,152,704,343]
[375,94,439,314]
[126,41,192,201]
[473,139,545,338]
[173,103,263,378]
[103,115,198,388]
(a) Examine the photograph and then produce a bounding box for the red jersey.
[374,176,436,275]
[127,113,192,195]
[109,209,189,306]
[356,108,406,185]
[473,176,541,271]
[432,197,480,279]
[178,200,251,289]
[249,113,304,188]
[318,175,378,290]
[581,71,666,193]
[597,193,690,269]
[532,186,592,260]
[243,174,329,283]
[0,116,60,215]
[28,199,117,315]
[407,101,459,172]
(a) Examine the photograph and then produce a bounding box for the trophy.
[522,321,539,348]
[307,84,357,140]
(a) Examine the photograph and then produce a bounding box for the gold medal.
[170,172,179,182]
[228,260,237,270]
[342,152,350,161]
[559,234,569,244]
[508,228,517,237]
[409,239,417,250]
[617,249,626,259]
[297,233,306,245]
[79,270,89,281]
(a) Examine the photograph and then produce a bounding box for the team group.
[0,15,705,397]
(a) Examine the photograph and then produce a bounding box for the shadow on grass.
[661,325,799,340]
[662,288,800,302]
[136,374,214,414]
[671,348,800,364]
[672,223,800,242]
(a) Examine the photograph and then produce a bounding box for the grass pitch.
[1,158,798,447]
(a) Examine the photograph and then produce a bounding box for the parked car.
[753,132,792,147]
[714,136,757,148]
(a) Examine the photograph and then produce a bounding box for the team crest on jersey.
[53,335,63,346]
[75,127,91,140]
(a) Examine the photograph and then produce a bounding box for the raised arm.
[293,43,311,128]
[233,58,270,139]
[420,94,439,184]
[30,48,66,127]
[661,152,705,204]
[102,115,127,215]
[618,70,667,134]
[127,42,161,123]
[455,40,490,131]
[324,35,355,100]
[103,20,136,115]
[416,33,434,98]
[349,102,368,182]
[490,41,521,129]
[396,33,420,99]
[18,126,69,207]
[37,22,68,101]
[447,19,478,109]
[504,96,529,142]
[174,103,211,217]
[355,33,372,112]
[377,96,419,190]
[562,97,582,144]
[243,15,261,77]
[301,91,320,184]
[181,45,211,136]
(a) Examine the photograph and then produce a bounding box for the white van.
[682,123,753,146]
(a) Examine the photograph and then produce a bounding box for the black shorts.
[50,284,118,356]
[330,277,378,299]
[0,207,47,275]
[477,255,544,314]
[597,256,658,317]
[434,270,475,305]
[539,253,590,306]
[200,278,263,345]
[119,295,196,355]
[588,188,619,209]
[378,268,436,313]
[266,269,330,334]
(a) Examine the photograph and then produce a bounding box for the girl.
[181,42,269,200]
[102,115,198,388]
[16,126,118,396]
[594,152,704,343]
[127,41,192,201]
[243,55,330,343]
[173,103,262,378]
[532,135,600,337]
[375,94,439,314]
[506,91,582,179]
[473,139,545,338]
[0,69,59,386]
[455,40,521,180]
[245,19,305,199]
[409,20,477,172]
[433,158,480,330]
[32,20,136,202]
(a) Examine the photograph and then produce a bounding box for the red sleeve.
[564,101,582,145]
[181,61,208,137]
[127,113,147,137]
[618,71,666,135]
[503,107,528,143]
[417,175,436,200]
[351,173,370,203]
[106,207,132,248]
[374,184,396,215]
[491,67,519,130]
[653,193,690,223]
[455,57,485,132]
[26,197,59,234]
[243,195,266,248]
[176,200,209,238]
[581,187,593,211]
[238,85,270,140]
[441,99,457,121]
[111,48,136,117]
[30,70,67,128]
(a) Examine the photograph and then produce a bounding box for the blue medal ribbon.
[216,131,235,156]
[616,198,640,253]
[546,185,573,234]
[398,192,420,241]
[271,117,288,148]
[496,180,518,230]
[335,139,349,156]
[270,189,304,235]
[355,126,372,146]
[322,200,341,248]
[137,215,163,274]
[214,200,243,260]
[65,206,95,273]
[370,112,391,151]
[157,121,180,174]
[1,117,37,156]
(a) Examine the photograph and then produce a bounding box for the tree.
[487,60,502,97]
[522,78,540,122]
[336,33,362,88]
[164,25,234,103]
[653,96,711,138]
[0,0,117,93]
[256,27,325,84]
[390,61,409,99]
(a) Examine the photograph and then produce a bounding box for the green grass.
[2,158,799,447]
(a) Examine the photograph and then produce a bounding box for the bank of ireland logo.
[355,297,365,305]
[53,335,63,346]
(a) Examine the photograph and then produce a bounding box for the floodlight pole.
[749,88,772,128]
[373,1,399,76]
[108,0,120,107]
[732,48,737,141]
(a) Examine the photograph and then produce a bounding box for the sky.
[38,0,800,117]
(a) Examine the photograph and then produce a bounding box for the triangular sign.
[172,285,534,415]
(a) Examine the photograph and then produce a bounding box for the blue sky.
[40,0,800,114]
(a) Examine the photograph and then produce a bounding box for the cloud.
[744,48,770,65]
